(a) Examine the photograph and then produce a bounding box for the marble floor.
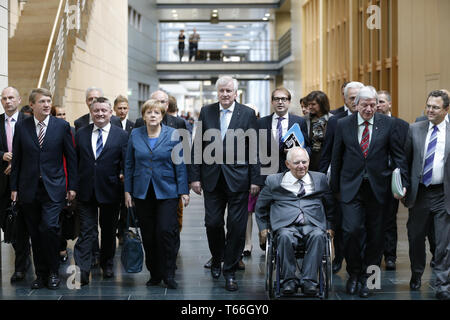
[0,193,438,301]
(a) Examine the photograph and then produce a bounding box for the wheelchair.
[265,228,333,299]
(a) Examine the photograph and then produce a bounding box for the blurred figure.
[189,28,200,61]
[178,29,185,62]
[20,105,33,116]
[300,97,309,116]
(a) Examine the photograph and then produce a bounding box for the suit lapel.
[152,125,168,151]
[139,126,153,153]
[444,122,450,163]
[366,113,381,158]
[211,103,221,130]
[0,114,6,150]
[26,117,40,148]
[227,102,240,131]
[417,121,429,164]
[349,113,362,158]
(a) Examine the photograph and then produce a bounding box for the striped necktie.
[277,116,285,145]
[360,121,370,158]
[220,109,230,139]
[96,128,103,159]
[422,125,438,186]
[38,121,45,148]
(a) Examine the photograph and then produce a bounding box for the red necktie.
[360,121,370,158]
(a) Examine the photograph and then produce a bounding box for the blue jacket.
[125,124,188,200]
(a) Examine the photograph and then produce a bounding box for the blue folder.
[281,123,305,148]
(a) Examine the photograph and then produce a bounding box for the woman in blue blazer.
[124,99,189,289]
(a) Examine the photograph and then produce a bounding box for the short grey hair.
[85,87,104,98]
[377,90,392,102]
[215,76,238,92]
[344,81,364,99]
[2,86,20,97]
[90,96,112,109]
[355,86,378,106]
[286,147,309,162]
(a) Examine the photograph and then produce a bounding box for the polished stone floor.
[0,193,438,301]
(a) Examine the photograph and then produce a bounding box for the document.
[391,168,405,197]
[281,123,305,149]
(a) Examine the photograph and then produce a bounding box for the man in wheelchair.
[255,147,335,296]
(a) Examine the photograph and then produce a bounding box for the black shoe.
[243,250,251,257]
[80,270,90,286]
[346,275,359,295]
[436,291,450,300]
[211,264,221,279]
[31,276,46,290]
[47,273,60,290]
[164,278,178,289]
[91,256,100,268]
[302,280,317,296]
[282,280,297,295]
[10,271,25,283]
[103,268,114,278]
[60,253,69,263]
[385,259,396,270]
[409,272,421,290]
[359,281,370,298]
[225,276,238,292]
[332,257,343,274]
[204,257,212,269]
[237,259,245,271]
[146,278,162,286]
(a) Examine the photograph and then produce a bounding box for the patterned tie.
[96,128,103,159]
[360,121,370,158]
[220,109,230,139]
[6,117,13,152]
[277,116,285,145]
[295,179,305,224]
[422,125,438,187]
[38,121,45,148]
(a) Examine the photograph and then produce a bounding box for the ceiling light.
[226,25,235,29]
[212,9,218,13]
[225,33,232,37]
[172,10,177,13]
[263,17,269,21]
[212,13,217,17]
[222,45,228,49]
[265,13,270,17]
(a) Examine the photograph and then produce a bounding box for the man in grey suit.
[255,147,335,296]
[404,90,450,300]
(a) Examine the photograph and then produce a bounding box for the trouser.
[189,44,198,60]
[21,180,64,276]
[178,46,184,61]
[383,193,399,261]
[203,172,248,277]
[332,203,345,262]
[407,184,450,293]
[341,180,384,278]
[74,196,120,272]
[135,183,179,281]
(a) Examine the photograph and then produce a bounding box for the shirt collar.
[273,112,289,121]
[429,118,446,132]
[357,112,374,126]
[5,111,19,121]
[219,102,235,113]
[34,115,50,127]
[285,171,311,185]
[94,122,111,133]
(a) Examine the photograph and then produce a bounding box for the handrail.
[37,0,65,88]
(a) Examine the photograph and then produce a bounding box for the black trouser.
[21,180,65,276]
[203,171,248,277]
[341,180,384,278]
[178,45,184,61]
[116,183,127,239]
[383,193,399,262]
[189,44,198,60]
[134,183,179,281]
[74,196,120,272]
[332,203,344,262]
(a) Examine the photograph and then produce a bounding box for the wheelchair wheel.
[326,234,333,292]
[265,231,275,299]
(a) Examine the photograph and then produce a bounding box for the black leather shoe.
[410,273,421,290]
[10,271,25,283]
[302,280,317,296]
[211,264,221,279]
[237,259,245,271]
[60,252,69,263]
[282,280,297,295]
[225,276,238,292]
[385,259,396,270]
[332,257,343,274]
[243,250,251,257]
[204,257,212,269]
[164,278,178,289]
[103,268,114,278]
[359,281,370,298]
[80,270,90,286]
[436,291,450,300]
[31,276,46,290]
[146,278,162,286]
[47,273,60,290]
[346,275,359,295]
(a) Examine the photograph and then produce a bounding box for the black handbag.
[60,201,80,240]
[121,207,143,273]
[3,201,18,244]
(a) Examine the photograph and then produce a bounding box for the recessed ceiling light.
[222,45,228,49]
[212,9,218,13]
[212,13,217,17]
[263,17,269,21]
[225,33,232,37]
[172,10,177,13]
[265,13,270,17]
[226,25,236,29]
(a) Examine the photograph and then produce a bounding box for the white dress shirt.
[281,171,314,196]
[91,123,111,158]
[271,112,289,141]
[121,118,127,130]
[5,111,19,136]
[34,115,50,138]
[219,102,235,130]
[423,119,446,185]
[357,113,374,145]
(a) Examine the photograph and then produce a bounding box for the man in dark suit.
[74,87,122,131]
[331,85,409,298]
[190,76,260,291]
[255,147,335,295]
[404,90,450,300]
[11,88,77,290]
[74,97,128,285]
[0,87,31,283]
[318,81,364,274]
[330,81,350,115]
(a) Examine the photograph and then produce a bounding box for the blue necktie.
[422,125,438,186]
[277,116,285,145]
[96,128,103,159]
[220,109,230,139]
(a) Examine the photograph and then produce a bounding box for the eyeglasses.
[272,97,290,102]
[426,104,442,111]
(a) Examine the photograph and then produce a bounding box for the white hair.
[344,81,364,99]
[355,86,378,106]
[85,87,103,98]
[215,76,238,92]
[286,147,309,162]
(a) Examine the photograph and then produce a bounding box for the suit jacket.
[75,123,128,203]
[134,114,187,130]
[189,101,260,192]
[74,113,122,131]
[257,113,310,181]
[10,116,77,203]
[330,112,409,204]
[415,115,427,122]
[255,171,335,232]
[124,119,134,135]
[125,124,188,200]
[330,105,346,115]
[404,120,450,214]
[0,112,28,196]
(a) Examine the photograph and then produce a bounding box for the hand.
[181,194,190,207]
[4,163,11,175]
[119,174,124,182]
[250,184,260,196]
[11,191,17,202]
[124,192,133,208]
[2,152,12,162]
[327,229,335,238]
[393,187,407,200]
[67,190,76,202]
[259,229,268,251]
[190,181,202,195]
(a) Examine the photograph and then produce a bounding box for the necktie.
[277,116,285,145]
[422,125,438,187]
[96,128,103,159]
[295,179,305,225]
[6,117,13,152]
[360,121,370,158]
[38,121,45,148]
[220,109,230,139]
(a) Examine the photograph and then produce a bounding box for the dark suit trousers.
[21,180,64,276]
[204,171,248,277]
[407,184,450,292]
[135,183,179,281]
[341,180,384,277]
[74,196,120,272]
[332,204,344,261]
[383,194,399,261]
